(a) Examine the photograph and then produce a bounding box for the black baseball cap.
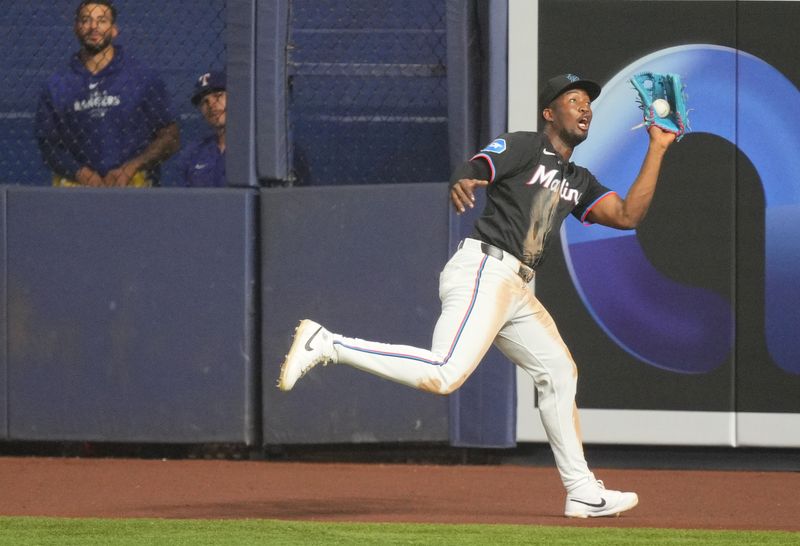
[191,71,226,105]
[538,73,601,110]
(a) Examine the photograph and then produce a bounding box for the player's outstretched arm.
[449,158,492,214]
[585,125,675,229]
[450,178,489,214]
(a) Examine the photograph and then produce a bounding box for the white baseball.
[652,98,671,118]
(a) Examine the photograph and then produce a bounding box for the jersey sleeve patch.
[481,138,506,154]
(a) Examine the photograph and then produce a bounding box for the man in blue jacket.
[181,71,226,187]
[35,0,179,187]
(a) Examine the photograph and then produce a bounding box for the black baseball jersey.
[469,131,615,269]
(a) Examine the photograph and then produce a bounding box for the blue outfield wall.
[3,187,259,443]
[0,184,500,446]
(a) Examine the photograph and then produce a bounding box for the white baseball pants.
[331,238,592,490]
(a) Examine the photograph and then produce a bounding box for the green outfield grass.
[0,517,798,546]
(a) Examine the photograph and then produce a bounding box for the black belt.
[458,240,535,283]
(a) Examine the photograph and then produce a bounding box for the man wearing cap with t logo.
[181,71,226,187]
[277,74,676,518]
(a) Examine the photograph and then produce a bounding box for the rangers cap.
[191,71,226,105]
[538,73,601,109]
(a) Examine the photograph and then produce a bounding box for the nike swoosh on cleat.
[304,326,323,351]
[543,149,556,155]
[569,498,606,508]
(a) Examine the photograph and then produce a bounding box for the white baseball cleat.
[564,474,639,518]
[277,319,337,391]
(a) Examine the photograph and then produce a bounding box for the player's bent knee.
[416,367,472,395]
[412,353,482,395]
[417,376,461,395]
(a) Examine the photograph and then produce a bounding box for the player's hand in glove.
[630,72,689,141]
[648,124,677,150]
[450,178,488,214]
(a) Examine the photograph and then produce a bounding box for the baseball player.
[278,74,677,518]
[180,71,227,187]
[35,0,179,187]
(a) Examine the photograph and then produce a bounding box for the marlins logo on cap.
[538,73,601,110]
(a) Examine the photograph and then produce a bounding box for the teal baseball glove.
[630,72,689,141]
